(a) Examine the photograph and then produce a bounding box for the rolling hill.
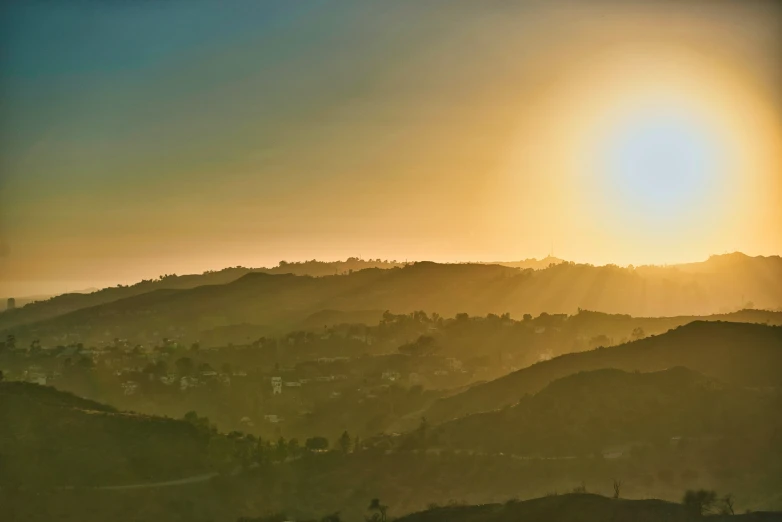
[0,381,221,487]
[422,321,782,424]
[3,254,781,347]
[396,494,781,522]
[0,259,402,331]
[432,367,780,456]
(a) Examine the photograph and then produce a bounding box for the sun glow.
[501,41,781,265]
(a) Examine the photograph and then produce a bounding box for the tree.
[176,357,194,376]
[683,489,717,516]
[275,437,288,462]
[719,494,735,515]
[398,335,438,357]
[287,438,301,459]
[5,334,15,351]
[0,370,4,382]
[612,479,621,499]
[337,431,352,454]
[305,436,329,452]
[367,498,388,522]
[630,327,646,341]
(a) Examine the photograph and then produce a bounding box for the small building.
[6,298,16,311]
[271,376,283,395]
[382,371,401,382]
[121,381,139,395]
[446,358,463,371]
[180,376,200,390]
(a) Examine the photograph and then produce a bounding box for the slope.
[0,381,221,487]
[433,367,779,456]
[423,321,782,423]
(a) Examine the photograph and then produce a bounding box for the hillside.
[423,321,782,424]
[4,254,782,347]
[396,494,781,522]
[433,367,779,456]
[0,259,402,331]
[0,381,220,487]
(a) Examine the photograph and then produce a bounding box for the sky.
[1,0,781,296]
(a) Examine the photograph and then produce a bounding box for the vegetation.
[3,254,781,348]
[424,321,782,424]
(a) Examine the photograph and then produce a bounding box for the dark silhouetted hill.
[433,367,779,456]
[423,321,782,424]
[2,254,781,345]
[0,381,218,487]
[0,259,402,330]
[396,494,781,522]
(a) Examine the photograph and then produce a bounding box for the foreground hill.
[433,367,779,456]
[396,494,781,522]
[0,381,220,487]
[4,254,782,346]
[423,321,782,424]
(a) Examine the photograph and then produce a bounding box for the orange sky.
[1,1,781,296]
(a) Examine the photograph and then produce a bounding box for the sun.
[598,106,726,233]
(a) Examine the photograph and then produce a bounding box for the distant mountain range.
[2,253,780,346]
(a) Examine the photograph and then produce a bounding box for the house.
[121,381,139,396]
[180,376,201,390]
[445,358,463,371]
[264,414,281,423]
[271,376,283,395]
[382,371,401,382]
[284,381,302,387]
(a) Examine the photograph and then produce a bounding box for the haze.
[1,0,781,295]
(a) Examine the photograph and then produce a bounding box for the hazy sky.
[1,0,781,295]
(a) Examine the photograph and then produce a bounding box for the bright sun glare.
[602,109,724,230]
